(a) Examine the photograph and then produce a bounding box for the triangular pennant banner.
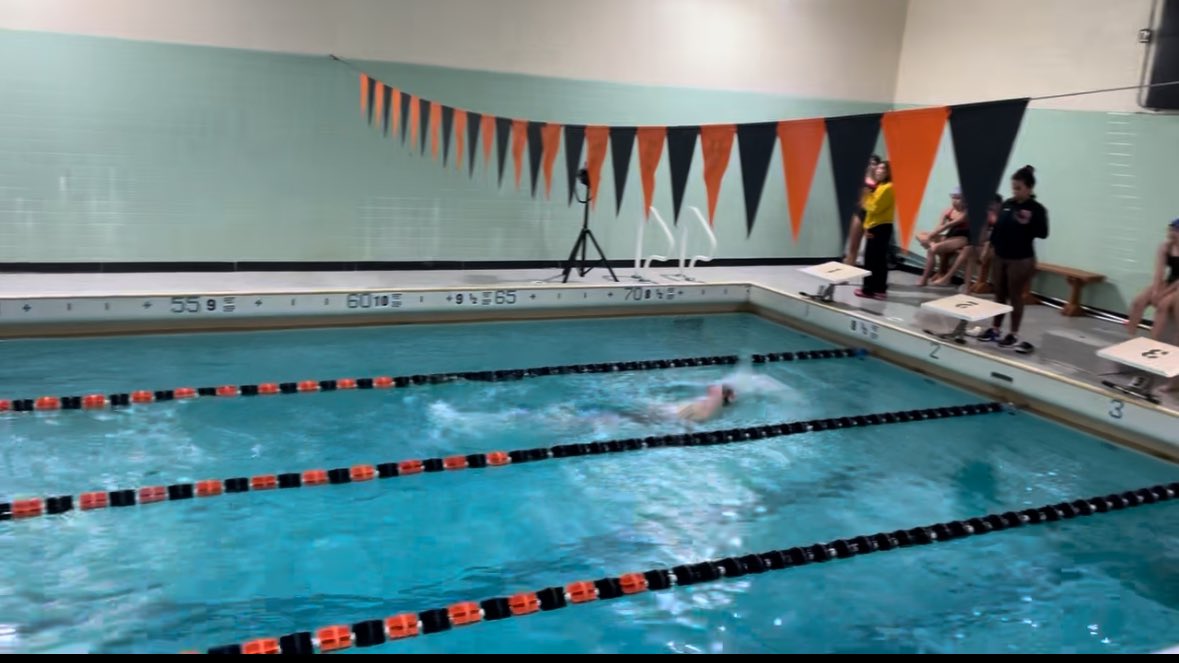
[882,106,949,249]
[512,119,528,191]
[825,113,882,246]
[419,98,431,155]
[390,88,402,139]
[359,74,371,121]
[584,126,610,210]
[777,119,826,242]
[563,125,586,205]
[495,117,512,186]
[429,102,442,161]
[373,83,386,134]
[700,124,736,225]
[949,98,1030,243]
[481,114,495,174]
[398,91,411,145]
[466,111,482,176]
[636,127,666,219]
[452,109,466,171]
[736,121,777,236]
[408,95,420,149]
[541,123,562,199]
[440,105,455,166]
[610,127,637,216]
[666,125,700,223]
[527,121,545,197]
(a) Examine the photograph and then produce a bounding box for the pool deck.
[0,265,1175,414]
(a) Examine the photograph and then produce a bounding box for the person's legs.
[917,241,939,286]
[845,216,865,265]
[860,225,891,296]
[938,244,976,288]
[1004,258,1036,335]
[1126,286,1154,335]
[1151,291,1177,341]
[873,224,894,295]
[990,257,1010,331]
[929,237,966,284]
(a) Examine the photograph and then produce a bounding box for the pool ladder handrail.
[630,206,676,283]
[665,205,717,282]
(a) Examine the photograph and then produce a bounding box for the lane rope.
[0,347,865,414]
[190,482,1179,653]
[0,401,1004,523]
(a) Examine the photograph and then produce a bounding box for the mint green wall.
[910,107,1179,314]
[0,29,889,264]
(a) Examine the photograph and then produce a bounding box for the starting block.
[799,262,870,303]
[1097,337,1179,404]
[920,294,1013,344]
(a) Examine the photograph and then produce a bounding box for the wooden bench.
[969,259,1105,317]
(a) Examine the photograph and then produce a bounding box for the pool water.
[0,313,1177,654]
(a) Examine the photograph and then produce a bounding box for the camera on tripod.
[560,164,618,283]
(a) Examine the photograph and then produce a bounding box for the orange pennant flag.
[372,82,385,132]
[481,115,495,171]
[777,119,826,242]
[454,110,468,171]
[637,127,666,219]
[430,102,442,161]
[511,119,528,190]
[882,106,949,248]
[359,74,369,117]
[408,96,421,153]
[390,88,402,138]
[584,126,610,209]
[699,124,736,224]
[541,123,562,199]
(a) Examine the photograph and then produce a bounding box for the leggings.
[862,223,893,295]
[992,256,1036,333]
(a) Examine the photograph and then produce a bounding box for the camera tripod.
[560,181,618,283]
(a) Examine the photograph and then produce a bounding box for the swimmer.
[671,383,736,423]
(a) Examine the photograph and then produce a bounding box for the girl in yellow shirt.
[855,161,895,300]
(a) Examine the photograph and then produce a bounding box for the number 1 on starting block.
[799,261,870,303]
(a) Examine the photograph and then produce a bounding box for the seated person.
[934,194,1003,289]
[916,187,969,286]
[1125,218,1179,340]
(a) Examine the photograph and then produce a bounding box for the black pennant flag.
[399,92,411,145]
[610,127,637,216]
[736,122,778,236]
[418,98,430,155]
[949,98,1029,243]
[527,121,545,197]
[564,125,586,205]
[440,105,455,167]
[825,113,882,246]
[666,125,700,223]
[379,85,391,135]
[495,117,512,187]
[466,112,482,177]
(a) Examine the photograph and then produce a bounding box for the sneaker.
[1015,341,1035,355]
[997,334,1018,349]
[978,328,1001,343]
[854,288,875,299]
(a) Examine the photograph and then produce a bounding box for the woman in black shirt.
[978,165,1049,353]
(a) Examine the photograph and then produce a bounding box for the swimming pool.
[1,312,1177,654]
